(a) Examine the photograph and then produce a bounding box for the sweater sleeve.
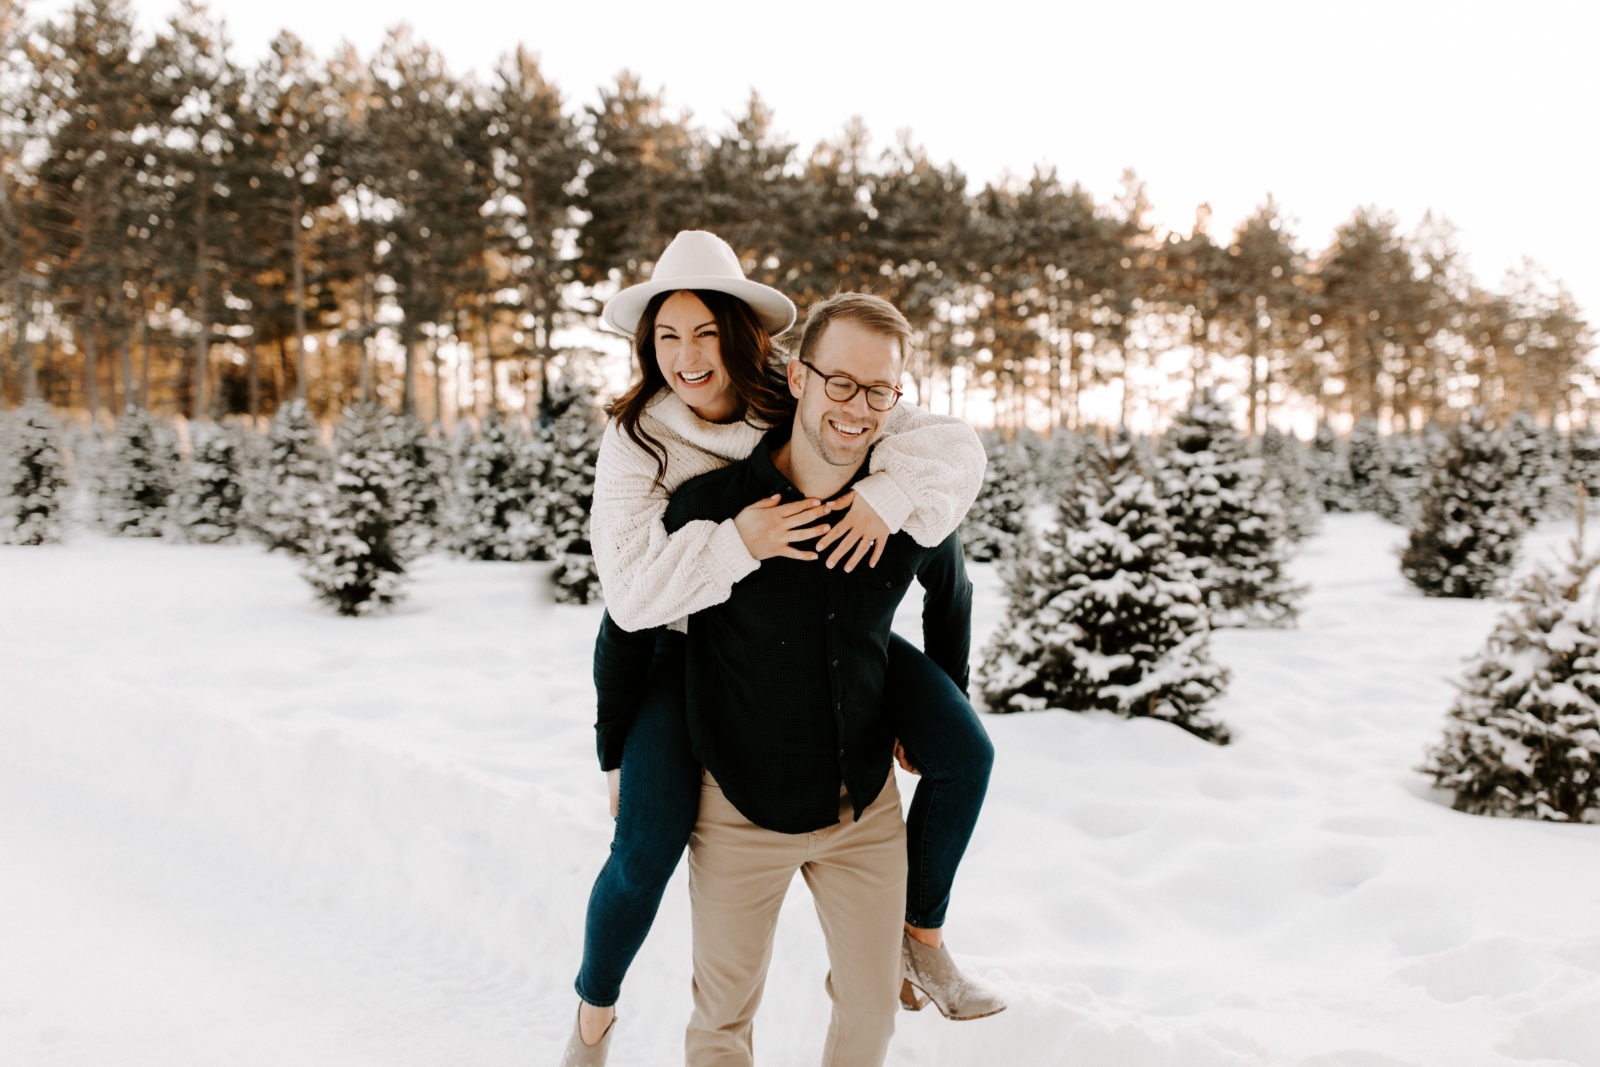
[589,422,761,632]
[849,403,986,547]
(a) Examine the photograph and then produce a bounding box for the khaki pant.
[685,771,907,1067]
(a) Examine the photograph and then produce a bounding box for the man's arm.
[915,531,974,694]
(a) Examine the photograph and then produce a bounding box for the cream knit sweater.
[591,389,986,632]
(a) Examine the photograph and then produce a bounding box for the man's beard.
[799,408,876,468]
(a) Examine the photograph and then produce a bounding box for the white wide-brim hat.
[600,230,797,338]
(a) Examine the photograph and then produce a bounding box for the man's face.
[787,318,902,469]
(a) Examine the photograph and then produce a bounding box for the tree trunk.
[15,274,36,401]
[82,310,99,422]
[1118,342,1130,426]
[291,189,308,403]
[400,315,417,416]
[431,334,445,428]
[192,186,211,421]
[1246,325,1260,437]
[117,320,133,414]
[278,335,292,408]
[247,331,261,427]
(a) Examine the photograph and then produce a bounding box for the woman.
[564,231,1001,1064]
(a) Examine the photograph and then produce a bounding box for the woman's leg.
[885,632,995,932]
[574,632,698,1008]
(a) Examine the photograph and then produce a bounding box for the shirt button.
[828,612,835,620]
[835,702,842,710]
[832,659,839,667]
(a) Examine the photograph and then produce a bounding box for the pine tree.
[1039,429,1088,505]
[521,415,556,562]
[1,402,69,546]
[174,422,245,543]
[1401,409,1524,598]
[1347,415,1387,512]
[99,408,177,537]
[247,400,328,553]
[1158,389,1303,627]
[1307,424,1356,513]
[453,416,538,560]
[1419,538,1600,822]
[1502,412,1561,527]
[978,432,1231,744]
[1258,426,1320,544]
[1569,426,1600,504]
[1372,432,1426,527]
[960,434,1031,562]
[1542,425,1575,519]
[386,413,452,557]
[1007,428,1051,499]
[539,380,603,604]
[301,404,409,616]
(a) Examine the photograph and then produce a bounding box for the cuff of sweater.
[709,517,760,585]
[851,472,914,534]
[597,723,625,772]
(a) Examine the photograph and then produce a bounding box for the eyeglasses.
[797,361,904,412]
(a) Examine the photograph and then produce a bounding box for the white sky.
[32,0,1600,327]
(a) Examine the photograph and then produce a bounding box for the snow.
[2,513,1599,1066]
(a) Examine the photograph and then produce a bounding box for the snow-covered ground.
[2,514,1598,1066]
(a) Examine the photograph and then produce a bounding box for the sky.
[29,0,1600,327]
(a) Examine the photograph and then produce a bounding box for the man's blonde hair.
[795,292,912,367]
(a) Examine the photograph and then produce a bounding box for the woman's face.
[653,290,738,422]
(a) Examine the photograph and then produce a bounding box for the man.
[664,293,974,1066]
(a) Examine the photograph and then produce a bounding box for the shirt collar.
[750,422,874,499]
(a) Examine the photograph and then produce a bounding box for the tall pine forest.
[0,0,1594,435]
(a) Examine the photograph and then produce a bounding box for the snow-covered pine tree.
[99,408,178,537]
[174,422,245,543]
[247,400,328,553]
[977,430,1231,744]
[1158,389,1303,627]
[1372,431,1426,527]
[1503,411,1553,528]
[1419,538,1600,822]
[960,433,1031,562]
[1347,415,1388,512]
[538,380,603,604]
[1401,409,1524,598]
[301,404,409,616]
[520,414,557,562]
[0,401,68,545]
[1258,426,1320,545]
[1052,430,1111,532]
[1008,427,1051,499]
[453,416,539,561]
[386,413,452,557]
[1569,426,1600,505]
[1307,424,1356,513]
[1039,428,1087,504]
[1542,425,1575,519]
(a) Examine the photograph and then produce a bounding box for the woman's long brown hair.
[606,289,795,488]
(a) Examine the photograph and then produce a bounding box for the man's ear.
[786,358,805,400]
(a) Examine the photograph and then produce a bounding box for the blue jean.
[574,621,993,1008]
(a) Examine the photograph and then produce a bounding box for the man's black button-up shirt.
[664,422,973,835]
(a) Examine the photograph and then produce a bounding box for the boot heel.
[900,978,929,1011]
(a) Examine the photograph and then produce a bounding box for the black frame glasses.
[797,361,904,412]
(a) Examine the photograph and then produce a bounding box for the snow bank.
[2,516,1598,1065]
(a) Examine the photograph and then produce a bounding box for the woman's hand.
[607,768,621,819]
[814,491,889,571]
[735,495,834,561]
[894,741,920,776]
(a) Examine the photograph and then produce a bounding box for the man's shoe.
[900,931,1007,1020]
[560,1005,616,1066]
